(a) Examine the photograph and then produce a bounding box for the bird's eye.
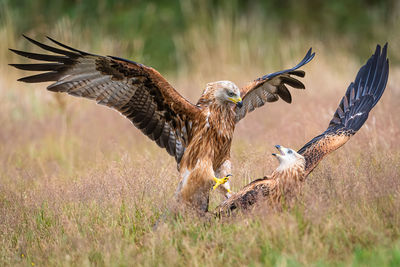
[228,92,235,97]
[287,150,293,154]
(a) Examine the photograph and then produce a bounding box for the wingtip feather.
[46,36,90,55]
[297,43,389,174]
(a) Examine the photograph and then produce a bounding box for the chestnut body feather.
[217,160,305,214]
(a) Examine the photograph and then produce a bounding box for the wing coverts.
[10,35,201,164]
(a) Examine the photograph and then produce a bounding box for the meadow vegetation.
[1,0,400,266]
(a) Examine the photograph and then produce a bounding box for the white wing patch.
[349,112,364,120]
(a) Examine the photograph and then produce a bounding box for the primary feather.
[10,35,313,212]
[298,43,389,175]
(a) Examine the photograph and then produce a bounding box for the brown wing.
[216,177,279,216]
[10,35,200,164]
[235,48,315,122]
[298,44,389,175]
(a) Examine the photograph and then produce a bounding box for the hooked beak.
[272,145,285,158]
[229,97,243,108]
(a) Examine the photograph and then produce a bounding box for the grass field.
[1,2,400,266]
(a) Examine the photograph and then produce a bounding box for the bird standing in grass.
[217,44,389,215]
[10,36,314,213]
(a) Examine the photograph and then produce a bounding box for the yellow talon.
[212,174,232,190]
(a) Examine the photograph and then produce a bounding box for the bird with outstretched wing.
[10,35,314,212]
[217,44,389,216]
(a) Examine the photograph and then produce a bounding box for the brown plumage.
[10,35,314,212]
[217,44,389,216]
[217,153,306,214]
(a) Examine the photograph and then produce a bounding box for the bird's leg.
[213,174,232,192]
[214,160,234,198]
[220,181,233,198]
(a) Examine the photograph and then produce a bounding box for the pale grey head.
[205,81,243,108]
[272,145,305,171]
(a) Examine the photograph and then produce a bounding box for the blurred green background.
[1,0,398,73]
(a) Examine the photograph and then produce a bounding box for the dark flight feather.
[263,48,315,80]
[236,48,315,121]
[10,36,200,165]
[298,43,389,174]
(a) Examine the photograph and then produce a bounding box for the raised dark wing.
[10,35,200,164]
[298,44,389,175]
[235,48,315,122]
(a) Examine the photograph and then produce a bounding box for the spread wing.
[235,48,315,122]
[10,35,200,164]
[297,44,389,175]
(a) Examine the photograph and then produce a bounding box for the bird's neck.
[271,161,306,183]
[209,101,235,114]
[206,102,236,128]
